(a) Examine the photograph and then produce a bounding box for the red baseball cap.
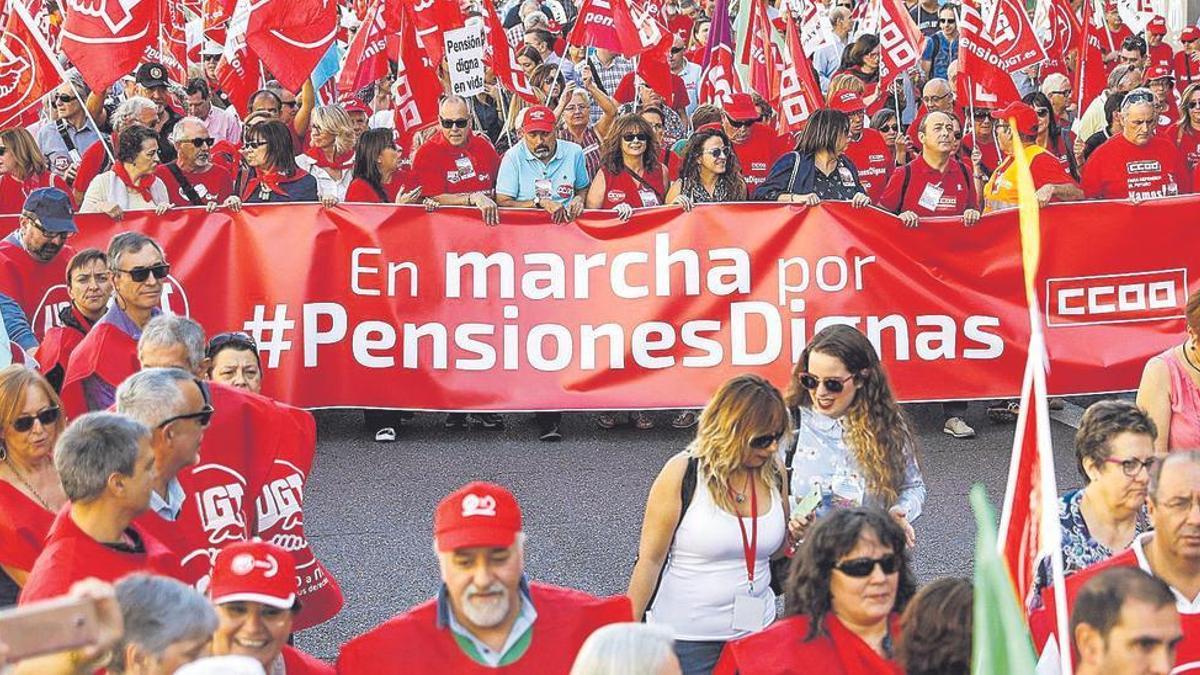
[210,541,298,610]
[1183,26,1200,42]
[434,482,522,552]
[522,105,557,133]
[828,91,866,114]
[339,98,371,115]
[722,93,759,121]
[991,101,1039,137]
[1147,16,1167,35]
[1146,64,1175,82]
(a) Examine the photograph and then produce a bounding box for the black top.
[811,157,866,201]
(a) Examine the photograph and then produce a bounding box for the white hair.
[169,117,209,145]
[111,96,158,132]
[115,367,194,428]
[1040,73,1071,96]
[569,623,677,675]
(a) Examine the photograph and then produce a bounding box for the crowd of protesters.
[1,0,1200,672]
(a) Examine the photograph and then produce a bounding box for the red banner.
[15,199,1196,410]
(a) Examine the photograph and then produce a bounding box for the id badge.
[534,178,553,199]
[838,166,855,187]
[455,156,477,179]
[638,189,660,207]
[731,592,770,632]
[917,183,944,211]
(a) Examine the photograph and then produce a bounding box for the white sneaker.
[374,427,397,442]
[943,417,976,439]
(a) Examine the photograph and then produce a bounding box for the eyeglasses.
[798,373,855,393]
[878,124,898,133]
[207,331,259,359]
[54,94,77,105]
[749,431,784,449]
[182,138,215,148]
[1034,107,1050,117]
[440,118,469,128]
[939,17,956,24]
[705,147,729,158]
[1049,89,1072,98]
[923,92,952,105]
[622,133,649,142]
[972,110,993,120]
[243,140,268,149]
[12,407,60,432]
[834,554,899,577]
[115,263,170,283]
[726,118,755,128]
[1103,456,1156,477]
[27,218,73,241]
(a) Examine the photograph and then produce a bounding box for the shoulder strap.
[166,163,204,206]
[899,163,913,211]
[956,157,970,187]
[627,168,664,202]
[55,120,80,160]
[642,456,698,617]
[786,151,802,194]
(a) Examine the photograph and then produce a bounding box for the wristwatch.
[533,195,542,208]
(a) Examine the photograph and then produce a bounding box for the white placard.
[444,25,486,98]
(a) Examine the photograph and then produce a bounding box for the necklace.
[4,458,51,511]
[732,473,751,504]
[1182,342,1200,375]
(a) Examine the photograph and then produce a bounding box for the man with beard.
[338,482,630,673]
[36,249,113,391]
[156,118,235,207]
[0,188,77,355]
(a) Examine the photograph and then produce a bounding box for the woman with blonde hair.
[295,104,357,205]
[785,324,925,547]
[628,374,791,675]
[0,128,71,214]
[1176,83,1200,171]
[570,623,681,675]
[0,366,68,606]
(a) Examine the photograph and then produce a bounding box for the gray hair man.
[1081,88,1190,201]
[160,117,237,209]
[110,573,218,674]
[36,70,101,181]
[20,412,184,604]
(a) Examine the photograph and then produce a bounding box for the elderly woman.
[665,127,748,208]
[714,507,915,673]
[557,69,618,179]
[1137,288,1200,452]
[755,109,872,206]
[206,332,262,394]
[36,249,112,392]
[238,120,318,203]
[109,574,218,673]
[570,623,681,675]
[628,374,790,675]
[1031,400,1156,599]
[785,325,925,547]
[296,104,357,205]
[0,366,68,606]
[81,125,171,219]
[0,129,71,214]
[345,129,421,204]
[896,577,972,675]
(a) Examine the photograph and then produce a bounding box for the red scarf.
[311,148,354,171]
[113,161,156,201]
[244,168,291,199]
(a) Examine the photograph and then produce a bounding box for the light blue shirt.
[150,477,185,521]
[813,35,849,93]
[496,139,589,205]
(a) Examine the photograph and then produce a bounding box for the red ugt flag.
[1041,0,1081,78]
[58,0,159,91]
[957,0,1021,107]
[567,0,657,57]
[0,0,64,128]
[245,0,338,93]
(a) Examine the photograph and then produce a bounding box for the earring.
[0,444,7,462]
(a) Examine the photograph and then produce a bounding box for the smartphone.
[791,484,822,519]
[0,594,103,662]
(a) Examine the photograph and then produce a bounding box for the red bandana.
[244,168,291,199]
[113,160,156,202]
[311,149,354,171]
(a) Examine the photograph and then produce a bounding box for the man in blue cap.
[0,187,78,356]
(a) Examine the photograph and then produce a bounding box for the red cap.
[1146,64,1175,82]
[339,98,371,115]
[991,101,1039,137]
[1183,27,1200,42]
[210,541,298,610]
[1102,1,1116,11]
[434,482,522,552]
[1147,16,1167,35]
[722,93,759,121]
[828,91,865,114]
[522,105,557,133]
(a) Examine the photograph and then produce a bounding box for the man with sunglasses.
[35,72,102,182]
[721,93,787,195]
[920,4,959,82]
[0,188,77,356]
[156,118,235,208]
[412,96,502,226]
[61,232,169,416]
[1081,88,1190,201]
[1030,452,1200,672]
[668,33,702,116]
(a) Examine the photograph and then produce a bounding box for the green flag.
[970,484,1039,674]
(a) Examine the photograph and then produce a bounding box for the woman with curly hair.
[664,126,747,209]
[714,507,916,673]
[628,374,791,675]
[896,577,972,675]
[784,324,925,546]
[585,114,666,220]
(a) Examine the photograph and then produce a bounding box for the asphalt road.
[293,399,1096,661]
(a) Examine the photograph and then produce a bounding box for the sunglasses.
[1034,107,1050,117]
[1049,89,1072,98]
[749,431,784,449]
[1125,91,1156,106]
[12,407,60,432]
[207,331,259,358]
[0,147,6,156]
[1188,101,1200,110]
[203,55,222,62]
[1103,456,1157,477]
[622,133,649,142]
[670,46,685,54]
[116,263,170,283]
[878,124,898,133]
[182,138,215,148]
[440,118,470,128]
[726,118,755,128]
[158,404,214,429]
[54,94,77,104]
[798,372,855,393]
[243,140,268,149]
[939,17,956,24]
[705,147,729,158]
[972,110,992,120]
[834,554,899,578]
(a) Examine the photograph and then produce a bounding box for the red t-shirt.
[412,132,500,197]
[1080,133,1191,200]
[1179,126,1200,170]
[154,163,234,206]
[1176,51,1200,90]
[845,129,894,202]
[734,124,787,195]
[0,173,71,214]
[598,166,667,208]
[1148,43,1174,72]
[960,132,1001,176]
[344,174,418,203]
[0,239,74,341]
[878,155,978,216]
[614,71,691,110]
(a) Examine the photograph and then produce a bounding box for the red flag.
[481,0,538,104]
[630,0,673,102]
[876,0,924,92]
[776,13,822,137]
[957,0,1022,107]
[566,0,657,57]
[245,0,337,93]
[0,0,64,128]
[216,0,261,113]
[1041,0,1081,78]
[1075,0,1107,116]
[391,4,441,149]
[337,0,401,96]
[409,0,462,67]
[743,0,779,109]
[697,0,741,104]
[58,0,159,91]
[151,0,191,85]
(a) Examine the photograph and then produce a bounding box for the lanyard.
[731,479,758,586]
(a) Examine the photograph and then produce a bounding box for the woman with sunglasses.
[80,125,171,220]
[0,366,68,606]
[1023,91,1080,180]
[715,507,915,674]
[754,108,871,207]
[665,126,747,210]
[784,324,924,548]
[238,121,318,204]
[345,129,421,205]
[586,114,666,220]
[0,128,72,214]
[207,331,263,394]
[296,105,358,207]
[870,109,911,167]
[1175,83,1200,172]
[1029,400,1156,602]
[628,374,791,675]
